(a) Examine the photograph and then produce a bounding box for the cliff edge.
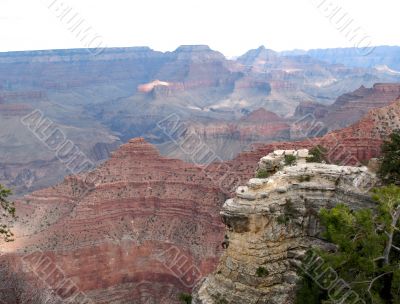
[193,149,378,304]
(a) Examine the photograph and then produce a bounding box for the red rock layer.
[321,83,400,130]
[187,108,291,144]
[2,138,226,303]
[2,99,400,302]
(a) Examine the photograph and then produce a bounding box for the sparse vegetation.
[284,154,297,166]
[178,292,192,304]
[256,266,269,277]
[256,168,270,178]
[0,184,15,242]
[0,261,57,303]
[379,130,400,185]
[277,214,289,225]
[306,145,328,163]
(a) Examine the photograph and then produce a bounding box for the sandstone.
[247,178,269,189]
[193,153,378,304]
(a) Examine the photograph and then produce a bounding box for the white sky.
[0,0,399,57]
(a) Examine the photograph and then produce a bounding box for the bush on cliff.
[0,184,15,242]
[178,293,192,304]
[256,168,270,178]
[306,145,328,163]
[284,154,297,166]
[379,130,400,185]
[296,185,400,304]
[256,266,269,277]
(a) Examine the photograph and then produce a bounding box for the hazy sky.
[0,0,398,57]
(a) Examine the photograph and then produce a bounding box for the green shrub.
[277,214,289,224]
[256,168,270,178]
[284,154,297,166]
[306,145,328,163]
[295,266,328,304]
[178,293,192,304]
[256,266,269,277]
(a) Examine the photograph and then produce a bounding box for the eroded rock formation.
[1,138,227,303]
[193,150,377,304]
[302,83,400,131]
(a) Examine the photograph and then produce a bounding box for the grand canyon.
[1,28,400,304]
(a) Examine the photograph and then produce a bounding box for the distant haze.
[0,0,399,57]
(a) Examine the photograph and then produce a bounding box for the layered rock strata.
[1,138,226,303]
[193,150,377,303]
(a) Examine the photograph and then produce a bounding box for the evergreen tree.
[296,185,400,303]
[379,130,400,185]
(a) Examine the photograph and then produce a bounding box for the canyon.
[1,96,400,302]
[1,46,400,194]
[1,45,400,303]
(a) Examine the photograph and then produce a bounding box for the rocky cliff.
[319,83,400,130]
[193,150,378,304]
[1,138,227,303]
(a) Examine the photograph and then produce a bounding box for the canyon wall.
[1,138,227,303]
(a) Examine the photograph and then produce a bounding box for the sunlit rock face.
[193,151,377,304]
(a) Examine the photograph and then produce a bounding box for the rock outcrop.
[193,150,377,304]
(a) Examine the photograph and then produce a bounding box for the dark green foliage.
[256,266,269,277]
[306,145,328,163]
[295,185,400,303]
[295,271,328,304]
[256,168,270,178]
[0,184,15,242]
[178,292,192,304]
[379,130,400,185]
[284,154,297,166]
[277,215,289,225]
